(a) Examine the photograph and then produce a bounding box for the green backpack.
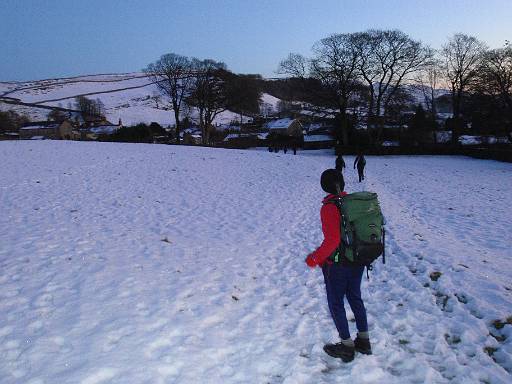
[326,192,386,267]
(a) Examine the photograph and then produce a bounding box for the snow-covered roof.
[436,112,453,120]
[216,125,241,132]
[300,109,336,119]
[303,134,333,142]
[223,134,240,141]
[20,124,58,130]
[223,133,263,142]
[488,136,511,144]
[89,125,118,135]
[305,123,323,131]
[382,141,400,147]
[458,135,482,145]
[180,128,201,137]
[458,135,511,145]
[264,118,295,129]
[180,127,201,137]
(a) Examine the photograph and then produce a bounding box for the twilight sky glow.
[1,0,511,81]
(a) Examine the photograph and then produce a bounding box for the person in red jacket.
[305,169,371,362]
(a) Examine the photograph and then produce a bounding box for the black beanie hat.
[320,169,345,194]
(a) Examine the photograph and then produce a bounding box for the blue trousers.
[322,263,368,340]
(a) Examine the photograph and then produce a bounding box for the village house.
[19,120,75,140]
[84,119,122,140]
[179,126,202,145]
[65,116,121,140]
[19,114,122,141]
[182,132,202,145]
[263,118,303,138]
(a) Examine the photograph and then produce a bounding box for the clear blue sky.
[1,0,511,81]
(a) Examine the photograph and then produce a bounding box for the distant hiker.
[305,169,371,362]
[354,152,366,182]
[292,141,297,155]
[335,154,346,172]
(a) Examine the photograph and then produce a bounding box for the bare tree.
[310,33,361,145]
[95,98,105,118]
[144,53,194,144]
[415,52,441,115]
[479,43,512,120]
[150,92,162,109]
[188,59,228,144]
[75,96,93,117]
[74,96,104,119]
[353,29,432,143]
[415,53,442,143]
[279,33,362,145]
[0,110,29,132]
[278,53,309,78]
[441,33,487,144]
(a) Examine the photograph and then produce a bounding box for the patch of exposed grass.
[484,346,498,358]
[444,334,462,345]
[490,333,507,343]
[492,319,506,329]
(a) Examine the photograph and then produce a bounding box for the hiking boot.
[354,336,372,355]
[323,342,355,362]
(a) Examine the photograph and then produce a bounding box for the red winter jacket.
[307,192,347,267]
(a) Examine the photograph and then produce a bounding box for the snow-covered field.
[1,141,511,383]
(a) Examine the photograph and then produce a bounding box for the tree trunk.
[174,109,181,144]
[451,87,462,146]
[339,97,350,146]
[375,96,385,145]
[199,108,205,145]
[366,92,375,146]
[239,111,243,136]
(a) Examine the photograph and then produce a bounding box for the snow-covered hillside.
[0,73,264,126]
[1,142,511,383]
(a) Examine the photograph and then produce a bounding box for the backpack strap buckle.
[366,264,373,280]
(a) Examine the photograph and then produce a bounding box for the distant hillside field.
[0,73,276,126]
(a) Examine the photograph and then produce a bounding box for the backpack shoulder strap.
[323,196,348,263]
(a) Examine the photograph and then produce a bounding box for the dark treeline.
[276,30,512,148]
[0,110,29,132]
[104,122,166,143]
[143,30,511,149]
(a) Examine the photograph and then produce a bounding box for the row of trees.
[144,54,260,144]
[278,30,512,146]
[0,110,29,133]
[46,96,106,123]
[74,96,105,119]
[105,122,166,143]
